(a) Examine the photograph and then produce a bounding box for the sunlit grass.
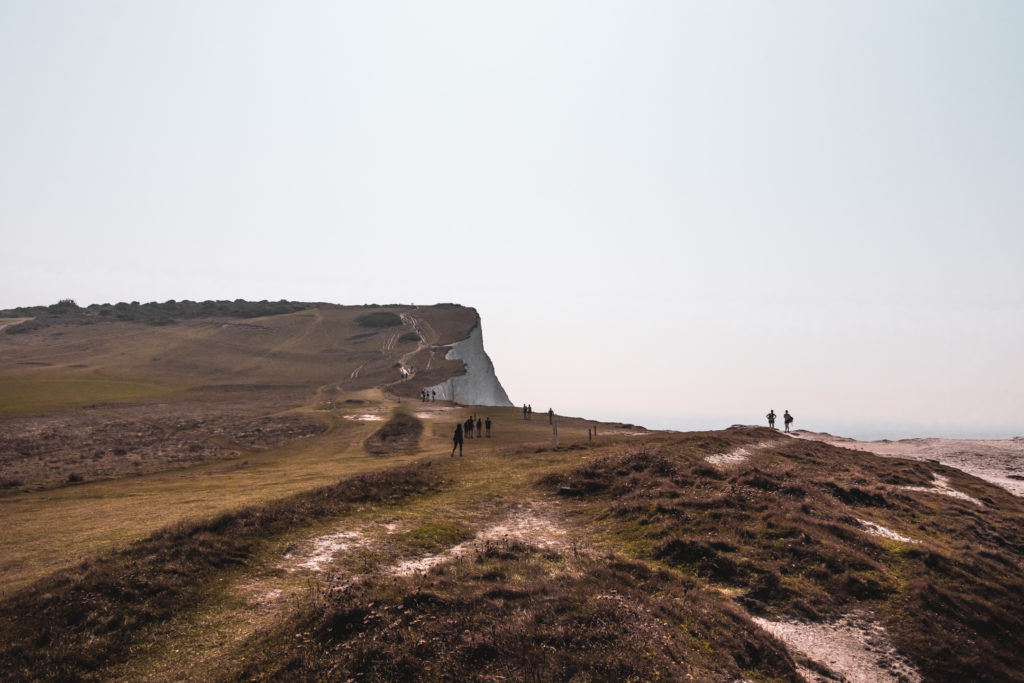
[0,376,179,418]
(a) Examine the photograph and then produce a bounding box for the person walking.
[451,423,463,457]
[485,416,491,437]
[767,409,776,430]
[783,410,794,433]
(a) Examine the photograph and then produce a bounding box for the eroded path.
[99,495,574,681]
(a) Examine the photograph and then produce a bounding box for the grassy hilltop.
[2,301,1023,681]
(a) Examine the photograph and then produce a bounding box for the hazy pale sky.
[2,2,1022,439]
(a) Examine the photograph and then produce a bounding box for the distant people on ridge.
[548,408,554,424]
[528,404,533,420]
[451,423,463,457]
[784,410,794,433]
[767,410,776,430]
[523,404,528,420]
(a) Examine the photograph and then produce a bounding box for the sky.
[2,1,1022,440]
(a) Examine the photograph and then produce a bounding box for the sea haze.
[580,410,1023,442]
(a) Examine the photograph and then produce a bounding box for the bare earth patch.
[898,473,986,507]
[705,440,774,467]
[285,531,371,572]
[753,611,922,683]
[389,505,569,577]
[856,518,919,544]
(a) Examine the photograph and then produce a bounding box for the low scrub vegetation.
[1,299,321,332]
[4,420,1024,681]
[0,463,443,681]
[546,428,1024,681]
[238,540,800,681]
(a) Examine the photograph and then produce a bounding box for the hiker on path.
[767,410,776,430]
[485,416,491,437]
[784,410,794,433]
[451,423,463,457]
[548,408,554,424]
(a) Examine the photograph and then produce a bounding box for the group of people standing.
[766,409,795,433]
[451,415,492,456]
[420,389,436,402]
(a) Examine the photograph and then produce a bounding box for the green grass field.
[0,376,180,418]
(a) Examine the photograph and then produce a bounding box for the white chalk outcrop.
[426,322,513,407]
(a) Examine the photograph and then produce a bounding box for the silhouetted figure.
[465,417,474,439]
[527,404,533,420]
[431,390,436,402]
[523,404,528,420]
[485,416,491,437]
[784,410,794,433]
[476,417,482,436]
[548,408,554,424]
[451,423,463,457]
[767,410,776,430]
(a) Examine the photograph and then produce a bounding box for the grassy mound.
[364,413,424,455]
[238,541,800,681]
[547,429,1024,681]
[0,462,443,681]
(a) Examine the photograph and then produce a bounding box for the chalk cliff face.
[426,322,513,407]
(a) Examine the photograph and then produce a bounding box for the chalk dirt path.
[704,439,777,467]
[754,612,921,683]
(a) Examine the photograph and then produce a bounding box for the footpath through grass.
[6,417,1024,681]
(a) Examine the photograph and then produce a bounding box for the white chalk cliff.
[427,323,513,407]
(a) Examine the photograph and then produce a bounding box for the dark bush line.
[0,462,443,681]
[547,437,1024,682]
[238,543,801,682]
[1,299,326,333]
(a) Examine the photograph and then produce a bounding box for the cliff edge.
[425,321,513,407]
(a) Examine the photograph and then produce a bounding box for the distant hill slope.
[0,300,512,412]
